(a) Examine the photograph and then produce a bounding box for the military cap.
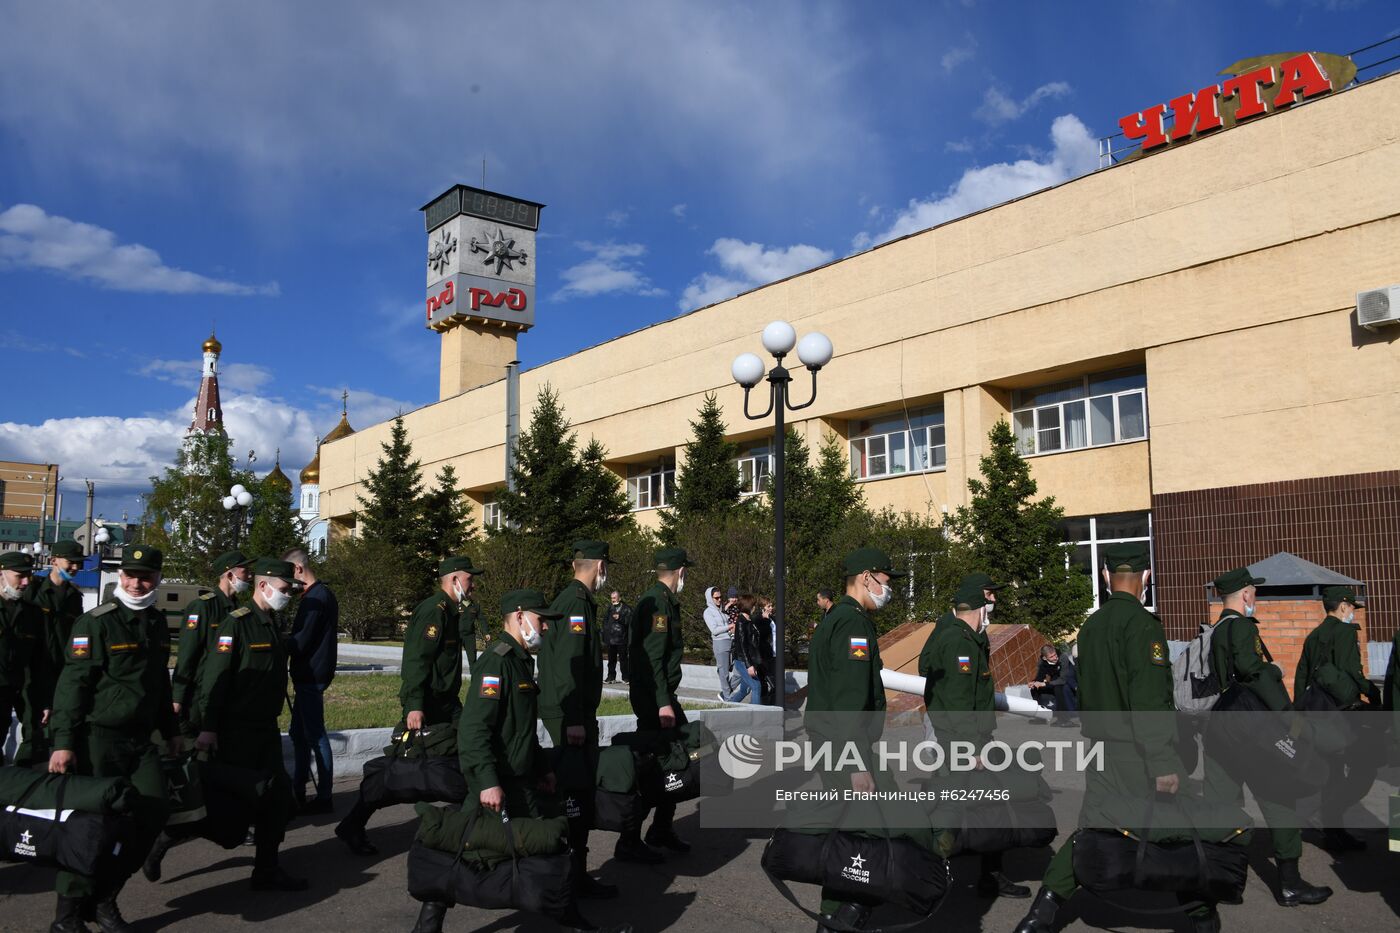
[570,540,612,561]
[250,557,297,583]
[438,554,485,577]
[841,547,907,579]
[0,551,36,571]
[120,546,164,572]
[962,571,1004,592]
[51,540,85,561]
[1103,542,1150,574]
[499,588,565,619]
[1322,585,1363,606]
[1212,566,1264,596]
[952,580,989,611]
[653,546,693,571]
[212,550,254,575]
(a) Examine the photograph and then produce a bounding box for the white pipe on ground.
[881,669,1051,719]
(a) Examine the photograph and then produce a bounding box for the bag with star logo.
[0,771,131,876]
[360,725,467,808]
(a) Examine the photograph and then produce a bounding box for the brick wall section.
[1207,600,1372,692]
[1152,471,1400,644]
[877,621,1050,712]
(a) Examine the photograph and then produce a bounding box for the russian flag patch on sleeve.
[217,634,234,653]
[848,636,869,660]
[479,674,502,698]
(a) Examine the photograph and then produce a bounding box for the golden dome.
[299,451,320,485]
[300,394,354,486]
[265,449,292,490]
[202,331,223,354]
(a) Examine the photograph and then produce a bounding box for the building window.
[1062,511,1154,612]
[1012,367,1147,457]
[848,408,946,480]
[627,460,676,511]
[483,498,503,531]
[736,446,772,497]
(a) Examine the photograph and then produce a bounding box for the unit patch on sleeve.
[185,614,199,629]
[957,655,971,674]
[425,624,439,641]
[69,635,90,659]
[217,634,234,654]
[479,674,502,698]
[653,614,669,633]
[849,636,869,660]
[569,615,585,635]
[1150,641,1167,666]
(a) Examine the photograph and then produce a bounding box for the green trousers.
[1201,753,1301,859]
[56,729,169,898]
[216,726,296,852]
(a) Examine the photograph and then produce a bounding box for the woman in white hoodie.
[704,585,737,697]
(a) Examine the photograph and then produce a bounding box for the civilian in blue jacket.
[284,547,338,813]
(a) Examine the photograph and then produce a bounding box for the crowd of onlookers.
[706,585,781,705]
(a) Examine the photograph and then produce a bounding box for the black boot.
[251,837,309,891]
[1013,888,1063,933]
[142,831,176,883]
[50,895,92,933]
[335,802,379,855]
[613,832,664,863]
[643,826,690,853]
[1189,907,1222,933]
[1276,857,1331,906]
[410,900,448,933]
[977,870,1032,898]
[817,902,871,931]
[572,849,618,899]
[92,886,133,933]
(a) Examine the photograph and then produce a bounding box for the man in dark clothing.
[22,539,85,765]
[1,551,40,766]
[1030,644,1079,725]
[284,547,338,813]
[601,589,630,683]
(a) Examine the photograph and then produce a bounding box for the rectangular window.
[1011,367,1148,457]
[848,407,946,481]
[483,499,503,531]
[627,460,675,511]
[736,447,772,496]
[1060,511,1155,612]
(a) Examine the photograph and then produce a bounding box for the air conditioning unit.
[1357,285,1400,330]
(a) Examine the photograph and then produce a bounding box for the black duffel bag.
[165,755,273,849]
[948,799,1058,855]
[0,772,127,876]
[407,805,574,918]
[1203,686,1327,801]
[614,721,724,806]
[762,829,949,929]
[360,725,467,808]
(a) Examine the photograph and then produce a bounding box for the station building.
[314,67,1400,655]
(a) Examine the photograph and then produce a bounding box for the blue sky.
[1,0,1395,522]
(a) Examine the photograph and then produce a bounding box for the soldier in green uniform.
[21,540,86,765]
[920,574,1030,899]
[462,592,482,666]
[541,540,616,898]
[189,557,306,891]
[1014,543,1216,933]
[336,554,482,856]
[170,550,252,730]
[805,547,902,932]
[619,546,693,863]
[1203,566,1331,907]
[1293,585,1378,852]
[410,589,566,933]
[48,546,180,933]
[1,550,41,765]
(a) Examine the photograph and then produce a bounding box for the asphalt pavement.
[3,771,1397,932]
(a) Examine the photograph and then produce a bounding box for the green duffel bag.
[0,766,135,815]
[383,723,459,759]
[595,746,637,795]
[414,800,568,870]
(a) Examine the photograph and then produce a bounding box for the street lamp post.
[222,484,254,547]
[732,321,834,711]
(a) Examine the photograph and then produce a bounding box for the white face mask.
[596,566,608,589]
[1342,610,1356,625]
[867,575,892,610]
[230,576,250,595]
[674,571,685,594]
[978,606,991,632]
[262,584,292,612]
[519,614,541,651]
[453,582,467,605]
[0,583,21,602]
[983,600,994,618]
[1243,602,1256,618]
[116,587,159,611]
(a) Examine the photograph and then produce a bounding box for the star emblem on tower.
[427,230,457,274]
[470,227,529,276]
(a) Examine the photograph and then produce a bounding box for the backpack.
[1173,622,1222,715]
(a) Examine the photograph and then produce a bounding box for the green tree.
[491,386,634,554]
[357,416,425,569]
[417,463,477,561]
[321,536,417,641]
[659,393,744,544]
[810,431,864,519]
[140,434,256,582]
[246,475,302,560]
[946,418,1091,640]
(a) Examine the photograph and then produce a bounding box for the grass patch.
[280,675,717,732]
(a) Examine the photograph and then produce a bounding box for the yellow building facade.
[318,71,1400,642]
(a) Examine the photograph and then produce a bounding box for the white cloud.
[139,358,273,393]
[976,81,1071,124]
[679,238,834,310]
[555,242,665,300]
[853,114,1098,250]
[941,33,977,73]
[604,210,629,228]
[944,138,975,154]
[671,204,688,219]
[0,203,278,295]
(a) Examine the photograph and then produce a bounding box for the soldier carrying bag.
[360,724,467,808]
[593,745,642,833]
[612,721,728,806]
[407,803,575,919]
[163,752,273,849]
[0,769,132,876]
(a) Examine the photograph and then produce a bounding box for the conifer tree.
[570,438,632,541]
[357,416,424,570]
[246,474,302,561]
[141,433,256,582]
[659,393,744,543]
[417,463,477,561]
[946,418,1091,639]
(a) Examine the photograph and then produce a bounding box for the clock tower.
[421,185,545,399]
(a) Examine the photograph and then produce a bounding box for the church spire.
[188,330,226,437]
